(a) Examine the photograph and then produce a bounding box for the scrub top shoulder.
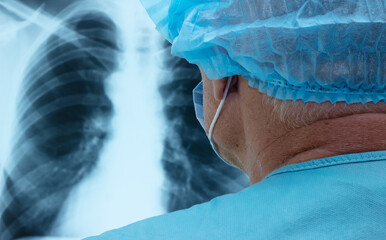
[85,151,386,240]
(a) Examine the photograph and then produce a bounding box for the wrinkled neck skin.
[247,113,386,184]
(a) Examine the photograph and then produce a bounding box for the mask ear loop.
[208,76,233,140]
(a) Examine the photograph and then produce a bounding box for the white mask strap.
[208,76,233,140]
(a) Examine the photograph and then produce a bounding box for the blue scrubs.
[85,151,386,239]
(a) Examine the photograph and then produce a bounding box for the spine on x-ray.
[0,12,120,239]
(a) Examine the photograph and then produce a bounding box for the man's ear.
[213,76,239,101]
[199,68,237,101]
[213,77,230,101]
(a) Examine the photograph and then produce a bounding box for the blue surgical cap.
[141,0,386,104]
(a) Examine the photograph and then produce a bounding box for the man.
[86,0,386,239]
[159,42,249,213]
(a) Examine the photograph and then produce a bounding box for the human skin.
[200,70,386,184]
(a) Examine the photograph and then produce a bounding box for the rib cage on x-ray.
[0,12,119,239]
[0,1,248,238]
[159,42,249,213]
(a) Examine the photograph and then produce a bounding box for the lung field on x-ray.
[0,11,120,239]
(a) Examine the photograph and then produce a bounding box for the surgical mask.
[193,77,238,168]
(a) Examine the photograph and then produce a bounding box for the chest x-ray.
[0,1,249,239]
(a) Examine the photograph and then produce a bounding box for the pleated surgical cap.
[141,0,386,103]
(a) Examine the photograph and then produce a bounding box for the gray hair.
[262,95,385,130]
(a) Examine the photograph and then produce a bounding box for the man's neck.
[248,113,386,184]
